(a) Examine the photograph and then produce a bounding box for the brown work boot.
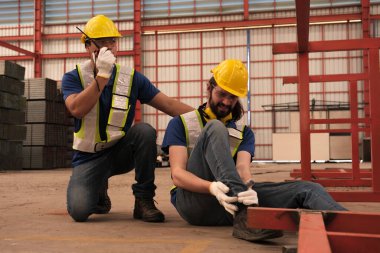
[94,181,111,214]
[133,197,165,222]
[232,207,283,242]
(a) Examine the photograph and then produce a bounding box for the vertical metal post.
[368,48,380,192]
[298,53,312,180]
[246,29,251,127]
[350,80,360,181]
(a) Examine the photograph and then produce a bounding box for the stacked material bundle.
[23,78,73,169]
[0,61,26,170]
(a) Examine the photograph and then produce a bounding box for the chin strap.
[203,107,232,124]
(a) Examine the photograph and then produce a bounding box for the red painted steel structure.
[134,0,142,122]
[273,1,380,202]
[247,207,380,253]
[284,74,371,188]
[34,0,42,78]
[1,1,380,154]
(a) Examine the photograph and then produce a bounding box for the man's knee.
[135,123,156,137]
[294,181,326,193]
[67,199,92,222]
[204,120,228,135]
[67,184,94,222]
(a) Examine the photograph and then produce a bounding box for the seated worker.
[161,59,347,242]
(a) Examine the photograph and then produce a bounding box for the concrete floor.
[1,162,379,253]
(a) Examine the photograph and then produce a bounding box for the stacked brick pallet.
[23,78,73,169]
[0,61,27,170]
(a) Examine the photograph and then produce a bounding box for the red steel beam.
[283,73,368,84]
[328,232,380,253]
[295,0,310,53]
[40,51,134,59]
[0,35,33,41]
[330,191,380,201]
[0,40,35,57]
[142,13,362,33]
[247,207,380,232]
[247,208,380,253]
[325,211,380,234]
[290,171,372,179]
[298,212,332,253]
[246,207,298,231]
[273,38,380,54]
[310,128,369,134]
[308,179,371,187]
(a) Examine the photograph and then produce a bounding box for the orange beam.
[273,38,380,54]
[282,73,368,84]
[298,212,332,253]
[0,40,34,57]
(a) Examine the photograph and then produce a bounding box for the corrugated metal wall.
[1,3,379,159]
[140,19,370,159]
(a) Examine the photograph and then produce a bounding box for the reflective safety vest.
[179,110,245,157]
[73,60,134,153]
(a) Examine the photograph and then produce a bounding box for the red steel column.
[362,0,370,136]
[298,53,311,180]
[34,0,42,78]
[368,48,380,192]
[295,0,311,180]
[350,81,360,181]
[134,0,142,122]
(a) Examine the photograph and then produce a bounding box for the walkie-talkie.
[76,26,101,49]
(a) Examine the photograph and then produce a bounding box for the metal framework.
[1,1,380,155]
[273,0,380,202]
[247,207,380,253]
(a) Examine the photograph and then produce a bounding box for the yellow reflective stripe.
[94,102,102,142]
[74,65,86,139]
[121,68,134,126]
[231,125,245,157]
[195,110,203,128]
[107,65,134,141]
[107,64,121,141]
[180,115,190,147]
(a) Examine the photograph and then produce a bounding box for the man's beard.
[209,99,232,119]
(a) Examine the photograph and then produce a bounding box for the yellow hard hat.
[211,59,248,97]
[80,15,122,43]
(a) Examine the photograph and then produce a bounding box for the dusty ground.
[1,162,379,253]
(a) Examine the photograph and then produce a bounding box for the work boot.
[232,207,283,242]
[94,181,111,214]
[133,197,165,222]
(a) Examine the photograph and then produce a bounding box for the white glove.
[209,181,238,216]
[94,47,116,79]
[237,188,259,206]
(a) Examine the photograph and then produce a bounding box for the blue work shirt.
[62,65,160,167]
[161,110,255,157]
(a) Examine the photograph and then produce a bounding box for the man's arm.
[235,150,253,184]
[65,76,108,118]
[148,92,193,117]
[169,145,211,193]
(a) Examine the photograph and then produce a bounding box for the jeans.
[175,120,346,226]
[67,123,157,222]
